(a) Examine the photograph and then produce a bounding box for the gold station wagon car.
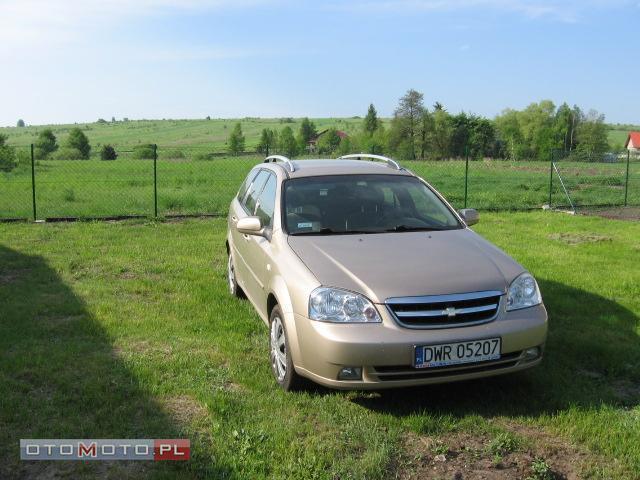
[226,154,547,390]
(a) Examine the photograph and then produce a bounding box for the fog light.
[524,347,540,360]
[338,367,362,381]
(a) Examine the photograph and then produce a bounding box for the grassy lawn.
[1,156,637,220]
[0,212,639,479]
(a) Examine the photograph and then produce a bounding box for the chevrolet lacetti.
[226,154,547,390]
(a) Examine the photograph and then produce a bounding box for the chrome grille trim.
[394,303,498,318]
[385,290,504,329]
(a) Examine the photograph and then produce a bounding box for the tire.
[269,305,302,391]
[227,252,244,298]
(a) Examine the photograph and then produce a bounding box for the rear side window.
[242,170,270,214]
[255,173,277,226]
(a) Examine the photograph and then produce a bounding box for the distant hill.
[0,117,371,150]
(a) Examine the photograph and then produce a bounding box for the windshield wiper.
[385,225,448,232]
[291,228,377,236]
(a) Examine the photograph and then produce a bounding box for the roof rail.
[338,153,402,170]
[264,155,295,172]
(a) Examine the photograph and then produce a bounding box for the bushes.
[100,145,118,161]
[35,129,58,159]
[132,144,155,159]
[0,134,17,172]
[65,128,91,159]
[53,147,85,160]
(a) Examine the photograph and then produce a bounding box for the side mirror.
[236,216,264,236]
[458,208,479,226]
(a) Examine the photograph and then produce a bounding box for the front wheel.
[269,306,302,391]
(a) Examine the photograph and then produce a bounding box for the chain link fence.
[1,144,638,221]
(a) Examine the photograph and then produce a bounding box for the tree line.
[228,89,611,161]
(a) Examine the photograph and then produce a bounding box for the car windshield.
[284,174,462,235]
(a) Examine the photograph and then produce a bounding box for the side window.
[255,174,277,226]
[243,170,270,214]
[237,170,258,202]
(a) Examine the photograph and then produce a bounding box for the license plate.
[414,338,501,369]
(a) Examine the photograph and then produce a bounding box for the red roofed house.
[307,129,349,152]
[625,131,640,153]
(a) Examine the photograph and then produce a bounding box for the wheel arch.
[267,276,302,368]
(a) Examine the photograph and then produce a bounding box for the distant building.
[307,129,348,152]
[625,131,640,152]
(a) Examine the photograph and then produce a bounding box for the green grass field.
[1,154,638,220]
[0,213,638,479]
[0,118,368,150]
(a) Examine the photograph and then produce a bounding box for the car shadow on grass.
[0,245,229,479]
[347,279,640,419]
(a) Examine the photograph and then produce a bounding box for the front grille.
[386,290,503,329]
[372,351,522,381]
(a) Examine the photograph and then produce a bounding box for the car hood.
[287,229,524,303]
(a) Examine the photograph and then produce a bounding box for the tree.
[391,89,425,160]
[111,116,116,123]
[0,134,17,171]
[317,128,342,154]
[433,101,444,111]
[575,110,608,159]
[65,128,91,159]
[16,119,25,128]
[257,128,275,156]
[363,104,379,135]
[34,129,58,159]
[100,144,118,161]
[279,126,299,157]
[96,118,107,124]
[418,110,434,159]
[228,123,245,155]
[337,136,354,156]
[297,118,317,151]
[359,124,387,155]
[495,109,524,160]
[431,109,453,159]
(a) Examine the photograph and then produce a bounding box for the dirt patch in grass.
[548,232,613,245]
[162,394,209,427]
[12,458,152,480]
[579,206,640,222]
[395,423,611,480]
[112,339,173,359]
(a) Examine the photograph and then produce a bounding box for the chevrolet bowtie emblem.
[444,307,457,317]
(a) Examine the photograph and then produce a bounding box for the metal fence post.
[464,145,469,208]
[153,144,158,217]
[548,152,554,209]
[624,150,630,207]
[30,144,37,221]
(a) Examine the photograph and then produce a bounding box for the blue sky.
[1,0,639,126]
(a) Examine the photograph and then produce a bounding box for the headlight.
[506,273,542,311]
[309,287,381,323]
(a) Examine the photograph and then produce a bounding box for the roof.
[626,131,640,148]
[283,159,412,178]
[308,129,349,144]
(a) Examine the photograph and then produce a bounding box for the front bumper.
[293,303,547,390]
